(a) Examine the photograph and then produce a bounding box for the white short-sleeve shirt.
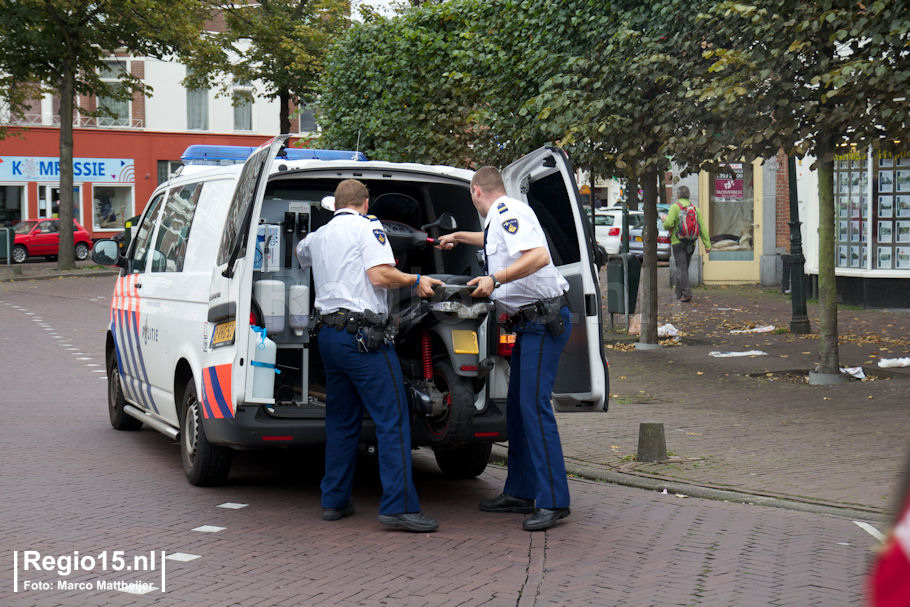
[485,195,569,316]
[296,208,394,315]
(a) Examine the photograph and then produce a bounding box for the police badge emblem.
[502,218,519,234]
[373,229,387,244]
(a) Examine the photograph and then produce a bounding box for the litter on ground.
[840,367,866,379]
[657,323,678,337]
[730,325,776,334]
[878,357,910,368]
[709,350,768,357]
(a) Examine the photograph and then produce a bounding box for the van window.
[218,144,272,266]
[526,172,581,266]
[130,193,165,274]
[151,182,201,272]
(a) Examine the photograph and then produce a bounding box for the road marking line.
[854,521,886,543]
[119,584,158,595]
[191,525,226,533]
[77,357,92,360]
[165,553,201,562]
[217,502,249,509]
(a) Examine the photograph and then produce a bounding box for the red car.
[10,218,93,263]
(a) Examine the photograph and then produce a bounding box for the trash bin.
[0,227,11,263]
[606,253,641,314]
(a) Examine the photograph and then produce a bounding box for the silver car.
[600,208,670,261]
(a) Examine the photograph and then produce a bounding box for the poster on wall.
[897,221,910,243]
[879,195,894,218]
[880,171,894,193]
[850,246,860,268]
[897,247,910,269]
[898,195,910,218]
[839,221,849,241]
[877,246,893,269]
[713,163,743,199]
[838,245,849,266]
[878,221,893,243]
[897,170,910,192]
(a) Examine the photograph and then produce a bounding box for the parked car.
[594,208,669,260]
[10,218,93,263]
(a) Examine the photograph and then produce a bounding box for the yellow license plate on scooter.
[451,330,479,354]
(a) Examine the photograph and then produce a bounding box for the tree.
[692,0,910,376]
[0,0,207,269]
[182,0,348,136]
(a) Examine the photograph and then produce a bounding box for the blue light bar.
[180,144,368,166]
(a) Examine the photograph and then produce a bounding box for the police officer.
[437,166,573,531]
[296,179,443,533]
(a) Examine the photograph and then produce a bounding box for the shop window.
[151,182,200,273]
[873,151,910,269]
[92,185,132,230]
[834,153,869,269]
[233,88,252,131]
[0,185,25,227]
[708,163,754,260]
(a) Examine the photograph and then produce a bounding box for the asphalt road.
[0,276,880,606]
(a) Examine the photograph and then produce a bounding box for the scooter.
[381,213,495,451]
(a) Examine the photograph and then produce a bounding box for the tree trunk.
[816,136,839,373]
[57,66,75,270]
[279,87,291,135]
[639,164,659,345]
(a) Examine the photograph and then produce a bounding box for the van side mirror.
[593,244,607,269]
[92,239,124,267]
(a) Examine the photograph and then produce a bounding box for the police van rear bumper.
[201,400,508,448]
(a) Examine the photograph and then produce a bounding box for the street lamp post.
[787,155,811,334]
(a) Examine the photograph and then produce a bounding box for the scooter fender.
[427,320,483,378]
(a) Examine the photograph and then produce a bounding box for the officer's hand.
[435,234,457,250]
[418,276,444,298]
[467,275,494,298]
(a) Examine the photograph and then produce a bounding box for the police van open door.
[206,136,289,417]
[502,147,609,412]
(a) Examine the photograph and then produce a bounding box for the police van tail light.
[497,328,516,357]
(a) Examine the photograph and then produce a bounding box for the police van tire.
[423,360,473,448]
[433,443,492,479]
[180,378,232,486]
[107,357,142,431]
[74,242,89,261]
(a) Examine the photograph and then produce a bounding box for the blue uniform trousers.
[317,327,420,515]
[502,306,572,510]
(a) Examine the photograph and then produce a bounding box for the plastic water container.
[288,285,310,336]
[248,326,278,399]
[254,279,285,334]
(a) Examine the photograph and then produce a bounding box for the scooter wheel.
[423,360,473,447]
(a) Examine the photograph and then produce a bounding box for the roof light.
[180,144,368,166]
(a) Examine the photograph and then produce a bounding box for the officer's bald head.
[334,179,369,210]
[471,167,505,195]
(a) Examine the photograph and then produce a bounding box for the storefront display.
[708,162,754,260]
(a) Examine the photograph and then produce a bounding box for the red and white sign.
[714,163,744,200]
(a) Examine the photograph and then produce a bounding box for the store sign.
[714,163,744,199]
[0,156,134,183]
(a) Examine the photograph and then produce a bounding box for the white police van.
[93,135,608,486]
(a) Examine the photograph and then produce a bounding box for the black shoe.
[479,493,534,514]
[522,507,570,531]
[322,500,355,521]
[378,512,439,532]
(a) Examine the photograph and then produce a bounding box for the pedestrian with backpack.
[663,186,711,302]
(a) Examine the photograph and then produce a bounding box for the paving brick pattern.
[0,274,888,606]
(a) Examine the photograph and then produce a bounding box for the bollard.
[637,422,667,462]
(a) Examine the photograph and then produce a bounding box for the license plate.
[211,320,236,347]
[634,236,642,242]
[451,330,479,354]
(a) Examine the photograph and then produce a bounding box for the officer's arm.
[295,235,312,269]
[467,247,550,297]
[366,264,442,298]
[436,231,484,249]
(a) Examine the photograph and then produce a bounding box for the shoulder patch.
[496,201,509,214]
[366,214,380,221]
[502,218,519,234]
[373,228,387,245]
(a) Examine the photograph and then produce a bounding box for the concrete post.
[637,422,668,462]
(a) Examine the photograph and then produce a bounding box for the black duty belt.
[505,294,570,337]
[319,308,387,331]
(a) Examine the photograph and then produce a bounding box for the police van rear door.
[502,147,608,412]
[207,136,288,406]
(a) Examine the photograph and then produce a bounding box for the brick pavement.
[0,278,886,606]
[551,265,910,515]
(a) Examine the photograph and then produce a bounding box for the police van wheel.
[180,378,232,486]
[433,443,492,479]
[423,360,473,448]
[107,357,142,431]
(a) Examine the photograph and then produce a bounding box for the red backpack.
[676,202,700,241]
